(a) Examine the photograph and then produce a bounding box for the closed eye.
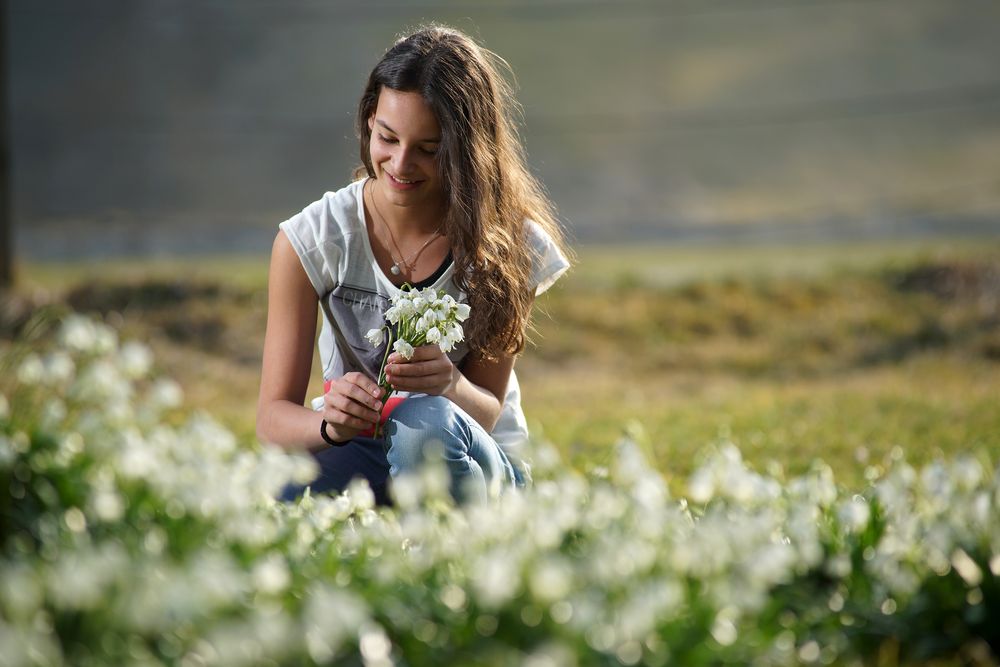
[378,133,438,156]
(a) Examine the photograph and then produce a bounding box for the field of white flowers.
[1,313,998,666]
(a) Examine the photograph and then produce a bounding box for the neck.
[368,178,445,239]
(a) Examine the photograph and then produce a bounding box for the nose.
[390,145,417,175]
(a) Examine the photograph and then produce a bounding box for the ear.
[367,115,374,133]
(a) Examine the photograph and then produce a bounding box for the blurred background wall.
[8,0,1000,259]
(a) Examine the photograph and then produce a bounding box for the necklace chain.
[367,180,443,277]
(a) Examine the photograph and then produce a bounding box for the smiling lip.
[385,171,423,191]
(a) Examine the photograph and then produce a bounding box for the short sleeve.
[277,196,343,297]
[525,220,570,296]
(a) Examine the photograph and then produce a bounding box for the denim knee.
[383,394,516,503]
[383,395,468,472]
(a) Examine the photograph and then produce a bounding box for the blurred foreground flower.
[0,313,997,666]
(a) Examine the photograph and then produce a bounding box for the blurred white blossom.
[1,313,998,667]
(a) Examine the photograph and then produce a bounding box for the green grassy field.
[6,238,999,492]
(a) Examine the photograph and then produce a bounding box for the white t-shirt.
[278,178,570,462]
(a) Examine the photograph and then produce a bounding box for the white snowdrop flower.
[388,473,424,510]
[92,323,118,354]
[0,562,43,620]
[359,623,392,664]
[450,322,464,342]
[365,328,384,347]
[874,465,914,514]
[921,460,953,500]
[415,313,430,333]
[393,339,414,359]
[825,554,852,578]
[746,543,796,586]
[688,466,716,504]
[611,438,649,485]
[396,299,416,319]
[417,460,452,502]
[0,624,63,667]
[305,584,371,659]
[837,496,871,533]
[798,640,821,663]
[970,491,991,527]
[119,341,153,379]
[60,315,97,352]
[40,398,67,431]
[77,358,126,401]
[253,554,291,595]
[16,353,44,385]
[473,552,520,608]
[118,430,158,479]
[411,296,427,311]
[246,605,299,658]
[788,464,837,507]
[952,457,983,492]
[0,436,15,467]
[456,302,471,321]
[190,550,248,607]
[425,327,442,345]
[951,549,983,587]
[384,304,401,324]
[149,378,184,411]
[440,293,457,308]
[47,542,127,611]
[529,557,572,603]
[422,308,438,325]
[711,609,738,647]
[421,286,438,301]
[203,620,266,667]
[347,477,376,512]
[43,351,75,385]
[91,487,125,522]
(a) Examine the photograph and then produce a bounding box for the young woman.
[256,25,570,504]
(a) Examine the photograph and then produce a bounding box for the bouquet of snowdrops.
[365,285,471,434]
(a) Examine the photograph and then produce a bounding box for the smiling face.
[367,88,445,212]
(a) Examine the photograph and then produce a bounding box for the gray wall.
[10,0,1000,258]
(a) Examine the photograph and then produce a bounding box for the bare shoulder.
[269,230,312,292]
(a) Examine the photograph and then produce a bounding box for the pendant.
[390,263,402,276]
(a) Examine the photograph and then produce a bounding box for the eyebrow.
[376,119,440,144]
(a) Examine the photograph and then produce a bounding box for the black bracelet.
[319,419,349,447]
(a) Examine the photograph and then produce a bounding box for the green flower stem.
[373,327,394,439]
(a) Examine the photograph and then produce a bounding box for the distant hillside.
[10,0,1000,257]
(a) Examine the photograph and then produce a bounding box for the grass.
[5,238,999,492]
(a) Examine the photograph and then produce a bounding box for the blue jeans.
[277,395,522,505]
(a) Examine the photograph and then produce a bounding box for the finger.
[334,378,384,411]
[388,373,446,391]
[323,407,370,431]
[387,354,452,377]
[410,345,445,361]
[327,392,381,423]
[385,360,434,377]
[344,371,383,398]
[389,345,443,364]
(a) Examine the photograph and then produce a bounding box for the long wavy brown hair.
[355,25,570,360]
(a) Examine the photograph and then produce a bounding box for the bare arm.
[448,351,516,432]
[256,231,384,451]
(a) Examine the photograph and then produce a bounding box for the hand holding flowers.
[365,285,470,436]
